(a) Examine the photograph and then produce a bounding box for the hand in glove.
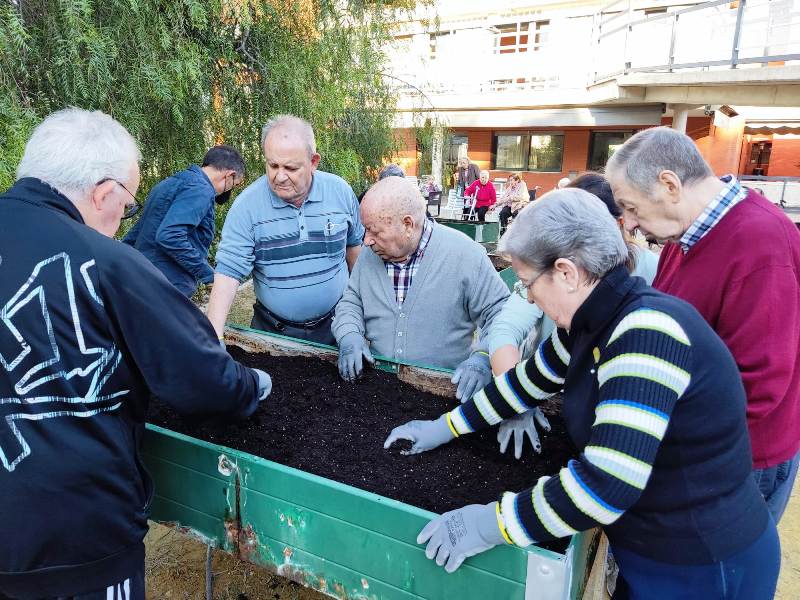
[251,368,272,401]
[383,415,454,455]
[497,408,551,459]
[338,332,374,382]
[417,502,507,573]
[452,352,492,402]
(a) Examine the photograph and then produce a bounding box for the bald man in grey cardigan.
[333,177,509,401]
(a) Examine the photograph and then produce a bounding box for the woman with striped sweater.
[384,188,780,598]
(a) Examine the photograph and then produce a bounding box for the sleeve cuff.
[214,262,248,283]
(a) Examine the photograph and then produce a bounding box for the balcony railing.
[592,0,800,83]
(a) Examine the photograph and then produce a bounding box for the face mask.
[215,189,232,205]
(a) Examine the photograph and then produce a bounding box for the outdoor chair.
[426,190,442,216]
[443,189,463,219]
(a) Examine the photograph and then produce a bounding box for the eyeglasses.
[97,178,141,219]
[513,270,547,299]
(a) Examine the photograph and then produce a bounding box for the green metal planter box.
[143,326,603,599]
[435,218,500,244]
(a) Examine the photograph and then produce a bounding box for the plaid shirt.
[386,218,433,306]
[679,175,747,253]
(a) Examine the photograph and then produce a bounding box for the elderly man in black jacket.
[0,108,271,600]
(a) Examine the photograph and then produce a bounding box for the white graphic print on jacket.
[0,253,128,472]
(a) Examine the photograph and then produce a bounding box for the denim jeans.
[753,449,800,523]
[611,521,780,600]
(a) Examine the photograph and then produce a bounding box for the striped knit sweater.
[449,266,769,564]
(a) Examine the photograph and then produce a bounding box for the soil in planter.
[148,348,577,554]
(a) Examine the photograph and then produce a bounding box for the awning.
[745,122,800,135]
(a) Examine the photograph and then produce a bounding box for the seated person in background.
[419,175,442,199]
[487,172,659,458]
[496,173,529,230]
[463,170,496,221]
[332,177,509,402]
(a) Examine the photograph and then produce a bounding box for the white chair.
[443,189,463,219]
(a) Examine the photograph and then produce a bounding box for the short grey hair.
[499,188,628,283]
[605,126,713,194]
[16,107,141,197]
[260,115,316,156]
[479,170,490,178]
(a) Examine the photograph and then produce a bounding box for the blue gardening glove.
[417,502,507,573]
[219,338,226,350]
[497,408,551,459]
[453,352,492,402]
[338,332,374,382]
[252,368,272,401]
[383,415,454,455]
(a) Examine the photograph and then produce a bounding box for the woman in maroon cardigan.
[463,170,496,221]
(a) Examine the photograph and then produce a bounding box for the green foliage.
[0,0,413,207]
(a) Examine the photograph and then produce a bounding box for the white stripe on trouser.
[106,578,129,600]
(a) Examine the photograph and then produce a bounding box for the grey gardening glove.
[497,408,551,459]
[417,502,507,573]
[453,352,492,402]
[252,368,272,401]
[338,332,374,382]
[219,339,226,350]
[383,415,454,455]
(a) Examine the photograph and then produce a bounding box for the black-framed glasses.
[97,178,141,219]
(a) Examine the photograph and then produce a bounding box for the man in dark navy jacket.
[0,108,271,600]
[123,145,244,297]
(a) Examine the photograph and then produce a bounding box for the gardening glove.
[219,338,226,350]
[417,501,507,573]
[252,368,272,401]
[338,332,374,382]
[497,408,551,459]
[384,414,454,455]
[453,352,492,402]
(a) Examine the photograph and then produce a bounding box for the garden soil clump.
[148,348,576,550]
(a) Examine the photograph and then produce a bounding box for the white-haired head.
[261,115,316,157]
[557,177,571,189]
[499,188,627,283]
[17,107,141,199]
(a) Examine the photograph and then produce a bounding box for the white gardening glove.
[497,408,551,459]
[251,368,272,402]
[417,502,507,573]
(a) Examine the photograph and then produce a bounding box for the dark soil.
[148,348,576,553]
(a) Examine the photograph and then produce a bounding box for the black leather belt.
[260,302,334,329]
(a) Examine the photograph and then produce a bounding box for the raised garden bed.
[142,326,604,600]
[149,348,574,549]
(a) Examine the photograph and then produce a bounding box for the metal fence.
[592,0,800,83]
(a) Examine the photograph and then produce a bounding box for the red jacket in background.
[653,189,800,468]
[464,180,497,208]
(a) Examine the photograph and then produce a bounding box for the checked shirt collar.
[679,175,746,254]
[385,218,433,306]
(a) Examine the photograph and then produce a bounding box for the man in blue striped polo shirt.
[207,116,364,345]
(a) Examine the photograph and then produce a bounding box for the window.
[493,132,564,172]
[529,134,563,171]
[494,21,549,54]
[588,131,636,171]
[495,23,529,54]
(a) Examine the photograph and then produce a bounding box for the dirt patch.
[145,522,326,600]
[148,349,575,552]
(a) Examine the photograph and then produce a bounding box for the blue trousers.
[753,449,800,523]
[611,521,780,600]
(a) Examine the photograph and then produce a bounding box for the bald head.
[361,177,428,262]
[363,176,426,221]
